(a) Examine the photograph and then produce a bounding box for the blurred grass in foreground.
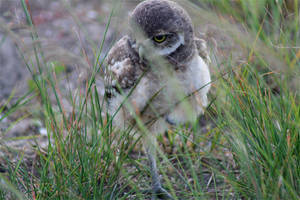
[0,0,299,199]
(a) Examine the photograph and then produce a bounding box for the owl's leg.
[146,142,174,200]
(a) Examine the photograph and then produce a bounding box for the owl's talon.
[152,186,174,200]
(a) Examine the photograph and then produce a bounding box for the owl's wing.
[195,37,211,65]
[104,36,140,99]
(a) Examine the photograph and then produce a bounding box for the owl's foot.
[152,185,174,200]
[145,140,175,199]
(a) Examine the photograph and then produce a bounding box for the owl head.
[129,0,196,68]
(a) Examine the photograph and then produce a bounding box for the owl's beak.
[138,45,145,62]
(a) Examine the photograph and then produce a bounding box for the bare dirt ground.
[0,0,116,174]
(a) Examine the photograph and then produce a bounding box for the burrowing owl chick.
[104,0,211,199]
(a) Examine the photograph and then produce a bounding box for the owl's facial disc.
[135,32,185,61]
[152,32,185,56]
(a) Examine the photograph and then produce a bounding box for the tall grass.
[205,0,300,199]
[213,65,299,199]
[0,0,299,199]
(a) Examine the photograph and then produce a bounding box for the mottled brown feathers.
[195,37,211,64]
[104,36,141,97]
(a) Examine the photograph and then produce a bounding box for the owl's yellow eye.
[153,35,167,43]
